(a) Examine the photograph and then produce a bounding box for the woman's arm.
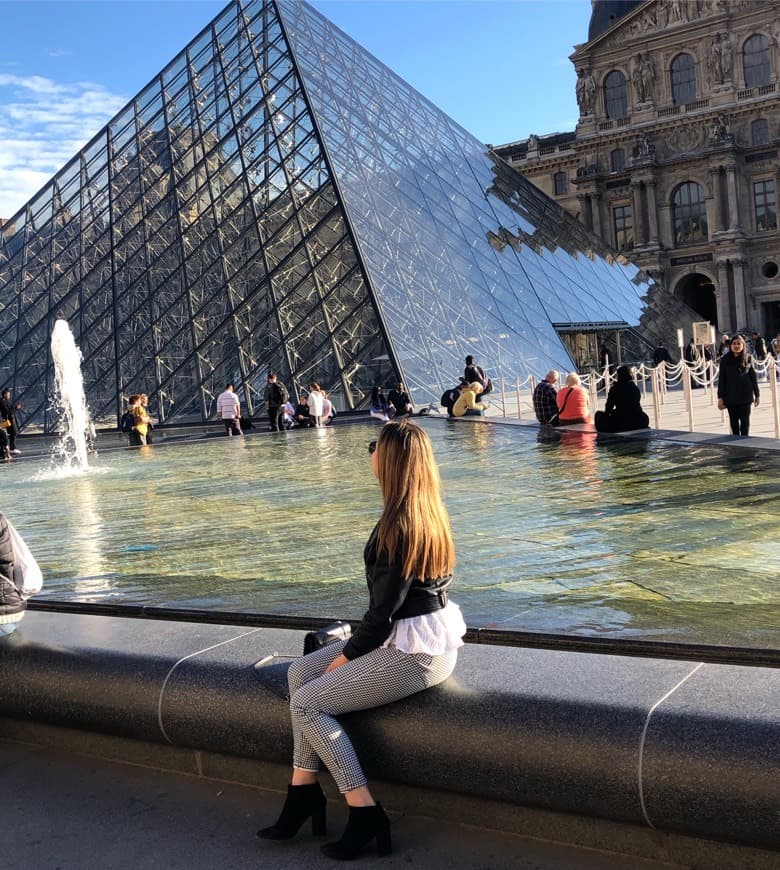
[339,544,413,662]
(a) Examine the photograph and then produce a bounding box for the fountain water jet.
[50,318,93,472]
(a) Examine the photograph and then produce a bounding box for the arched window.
[553,172,568,196]
[670,53,697,105]
[751,118,770,146]
[603,70,628,119]
[743,34,771,88]
[610,148,626,173]
[672,182,708,245]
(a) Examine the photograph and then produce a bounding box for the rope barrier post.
[515,377,522,421]
[683,363,694,432]
[500,377,507,419]
[589,373,598,418]
[771,357,780,439]
[652,367,661,429]
[708,360,716,405]
[641,365,648,399]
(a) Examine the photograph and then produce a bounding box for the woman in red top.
[556,372,591,424]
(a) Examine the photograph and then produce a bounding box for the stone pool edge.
[1,610,777,864]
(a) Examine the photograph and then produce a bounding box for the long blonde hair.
[374,420,455,580]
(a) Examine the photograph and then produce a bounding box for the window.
[743,34,771,88]
[672,182,708,244]
[553,172,568,196]
[754,179,777,231]
[604,70,628,119]
[613,204,634,251]
[610,148,626,173]
[670,54,697,105]
[751,119,770,146]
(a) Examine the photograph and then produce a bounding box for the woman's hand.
[755,396,760,407]
[717,398,725,411]
[324,654,350,674]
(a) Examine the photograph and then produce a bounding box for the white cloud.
[0,74,127,218]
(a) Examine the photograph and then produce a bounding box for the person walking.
[264,373,289,432]
[0,389,21,454]
[216,383,243,436]
[257,420,466,860]
[717,334,760,436]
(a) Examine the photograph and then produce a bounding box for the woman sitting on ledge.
[451,381,487,417]
[556,372,591,424]
[257,420,466,860]
[595,365,650,433]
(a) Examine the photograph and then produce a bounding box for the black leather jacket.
[342,524,452,660]
[0,513,24,618]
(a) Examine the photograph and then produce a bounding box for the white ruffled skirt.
[383,601,467,656]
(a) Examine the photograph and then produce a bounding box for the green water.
[4,420,779,648]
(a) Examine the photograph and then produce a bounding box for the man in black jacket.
[0,389,21,455]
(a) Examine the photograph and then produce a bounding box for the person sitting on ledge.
[257,420,466,860]
[451,381,487,417]
[556,373,590,425]
[532,370,559,425]
[595,366,650,433]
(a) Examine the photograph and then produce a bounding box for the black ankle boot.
[256,782,327,840]
[321,803,392,860]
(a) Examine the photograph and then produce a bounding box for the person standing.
[131,395,153,446]
[0,389,21,455]
[751,332,768,359]
[264,373,288,432]
[717,335,760,436]
[216,383,243,436]
[257,420,466,860]
[532,371,559,424]
[307,382,325,428]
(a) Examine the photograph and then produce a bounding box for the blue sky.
[0,0,591,217]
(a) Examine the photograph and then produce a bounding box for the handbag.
[302,620,351,655]
[7,519,43,596]
[0,419,10,429]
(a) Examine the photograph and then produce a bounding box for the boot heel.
[311,806,327,836]
[375,823,392,856]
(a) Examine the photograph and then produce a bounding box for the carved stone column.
[725,165,741,231]
[631,182,646,246]
[709,166,725,232]
[591,192,603,238]
[716,260,730,331]
[578,194,592,232]
[646,180,660,244]
[732,258,748,329]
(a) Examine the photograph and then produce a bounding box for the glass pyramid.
[0,0,689,432]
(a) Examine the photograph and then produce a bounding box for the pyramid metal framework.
[0,0,691,431]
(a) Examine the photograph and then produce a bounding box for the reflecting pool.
[3,420,779,649]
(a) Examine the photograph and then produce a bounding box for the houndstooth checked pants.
[288,640,457,793]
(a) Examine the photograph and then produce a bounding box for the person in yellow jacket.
[452,381,487,417]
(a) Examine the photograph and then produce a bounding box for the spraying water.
[50,319,93,472]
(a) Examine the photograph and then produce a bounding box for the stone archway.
[675,272,718,326]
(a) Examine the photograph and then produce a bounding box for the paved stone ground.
[0,739,688,870]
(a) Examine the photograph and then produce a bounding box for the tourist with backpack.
[463,355,492,396]
[264,372,289,432]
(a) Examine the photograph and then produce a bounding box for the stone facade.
[494,0,780,340]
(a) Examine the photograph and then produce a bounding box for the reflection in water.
[2,422,779,648]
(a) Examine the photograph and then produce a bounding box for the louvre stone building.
[0,0,695,432]
[496,0,780,353]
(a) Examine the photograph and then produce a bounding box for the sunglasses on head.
[368,440,377,454]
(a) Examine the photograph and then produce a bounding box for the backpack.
[476,366,493,396]
[269,381,287,406]
[120,410,135,433]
